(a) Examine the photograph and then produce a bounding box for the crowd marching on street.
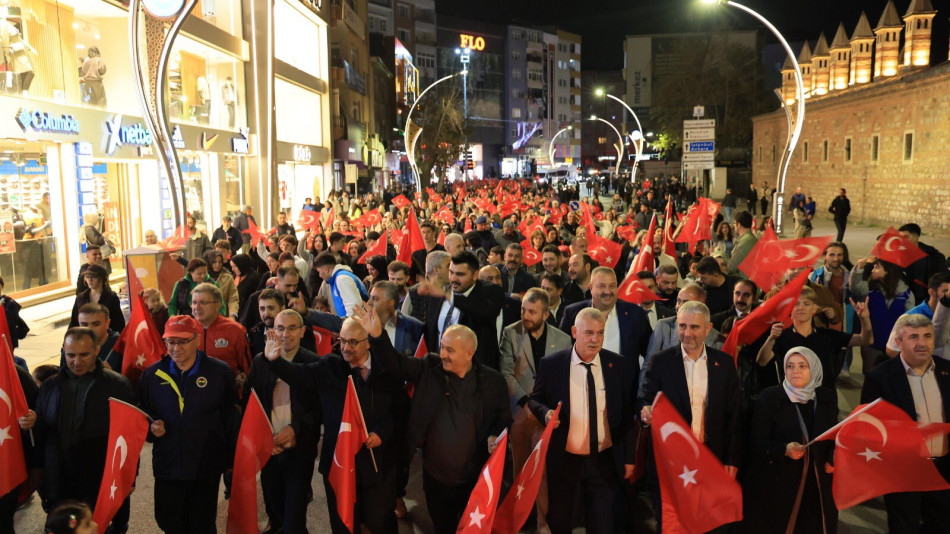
[4,174,950,534]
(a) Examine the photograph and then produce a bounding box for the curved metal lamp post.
[129,0,197,234]
[702,0,805,233]
[404,70,467,193]
[548,125,573,170]
[595,89,644,181]
[589,115,624,176]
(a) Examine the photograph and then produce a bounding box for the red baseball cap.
[163,315,201,339]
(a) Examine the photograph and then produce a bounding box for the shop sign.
[460,34,486,51]
[172,125,185,149]
[105,114,153,154]
[293,144,312,162]
[231,128,250,154]
[16,108,80,135]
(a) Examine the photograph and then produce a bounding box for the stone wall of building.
[753,63,950,234]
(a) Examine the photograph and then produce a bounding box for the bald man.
[355,303,511,534]
[263,312,408,533]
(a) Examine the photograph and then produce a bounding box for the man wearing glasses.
[190,283,252,389]
[245,310,319,534]
[262,311,408,533]
[137,315,240,534]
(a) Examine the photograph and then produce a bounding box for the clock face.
[141,0,186,19]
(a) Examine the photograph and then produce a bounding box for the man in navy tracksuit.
[137,315,240,533]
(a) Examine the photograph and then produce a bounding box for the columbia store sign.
[16,108,80,135]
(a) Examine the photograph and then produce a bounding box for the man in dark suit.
[262,311,409,534]
[368,281,424,356]
[248,288,318,356]
[634,271,675,329]
[411,221,446,280]
[529,307,637,534]
[638,301,741,529]
[355,305,511,534]
[710,278,759,331]
[560,266,652,384]
[540,272,567,327]
[246,310,319,534]
[562,253,594,308]
[418,251,505,369]
[861,313,950,534]
[499,243,538,296]
[478,265,522,338]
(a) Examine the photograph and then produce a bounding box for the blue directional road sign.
[685,141,715,152]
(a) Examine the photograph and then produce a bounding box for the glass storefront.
[167,37,247,130]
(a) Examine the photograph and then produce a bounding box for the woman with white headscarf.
[743,347,838,534]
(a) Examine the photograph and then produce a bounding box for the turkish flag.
[407,337,428,398]
[426,188,443,204]
[298,209,321,233]
[456,187,466,205]
[499,203,518,218]
[312,326,333,355]
[870,227,929,268]
[662,200,677,258]
[360,209,383,228]
[358,231,388,264]
[329,377,370,533]
[395,227,413,265]
[405,209,426,254]
[125,258,145,299]
[392,194,411,209]
[435,207,455,225]
[457,429,508,533]
[675,201,713,253]
[616,225,638,243]
[587,233,623,269]
[630,214,657,276]
[721,269,811,360]
[651,393,743,534]
[438,230,446,246]
[157,225,190,253]
[494,406,560,534]
[593,211,605,222]
[226,390,275,534]
[618,273,656,305]
[464,217,473,233]
[578,204,597,236]
[520,239,542,267]
[92,400,149,533]
[810,399,950,510]
[242,219,273,248]
[0,303,12,354]
[702,197,721,219]
[114,293,166,384]
[0,339,28,496]
[737,225,786,291]
[323,208,336,231]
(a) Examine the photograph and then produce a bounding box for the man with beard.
[535,245,570,284]
[899,223,949,305]
[499,243,538,297]
[493,219,525,249]
[635,271,675,329]
[654,265,680,308]
[387,260,411,308]
[562,253,593,308]
[710,279,759,331]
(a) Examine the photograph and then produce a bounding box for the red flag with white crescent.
[587,233,623,269]
[116,293,166,384]
[407,337,428,398]
[809,399,950,510]
[298,209,321,233]
[520,239,543,268]
[0,338,29,496]
[870,227,929,268]
[457,429,508,533]
[312,326,334,355]
[358,231,388,265]
[242,219,273,248]
[651,393,742,534]
[406,209,426,254]
[618,273,656,305]
[359,208,383,228]
[630,214,657,276]
[392,194,411,209]
[494,405,560,534]
[226,390,275,534]
[329,377,370,533]
[93,399,149,533]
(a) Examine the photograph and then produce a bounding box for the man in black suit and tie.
[246,310,319,534]
[262,311,409,533]
[419,250,505,369]
[861,313,950,534]
[529,307,637,534]
[709,278,759,331]
[560,266,652,383]
[638,301,741,529]
[499,243,538,297]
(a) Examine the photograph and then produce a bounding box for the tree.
[650,35,770,150]
[415,86,469,192]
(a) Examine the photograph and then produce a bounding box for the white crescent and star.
[883,235,905,252]
[0,387,12,414]
[659,421,701,458]
[112,436,129,470]
[678,465,698,487]
[786,244,821,263]
[332,422,353,470]
[836,413,888,462]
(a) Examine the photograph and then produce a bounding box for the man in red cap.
[137,314,240,534]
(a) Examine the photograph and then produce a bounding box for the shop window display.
[0,140,67,293]
[167,37,246,130]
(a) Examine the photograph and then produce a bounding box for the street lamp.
[595,88,644,181]
[404,69,467,192]
[548,125,573,171]
[701,0,805,234]
[589,115,624,177]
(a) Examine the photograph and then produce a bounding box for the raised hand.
[264,328,281,361]
[352,302,383,338]
[850,298,869,319]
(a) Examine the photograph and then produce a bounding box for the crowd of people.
[4,175,950,534]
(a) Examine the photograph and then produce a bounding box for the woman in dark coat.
[68,263,124,332]
[229,254,260,316]
[744,346,837,534]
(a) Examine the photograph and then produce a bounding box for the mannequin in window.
[0,3,36,95]
[221,76,236,128]
[80,46,107,107]
[196,75,211,124]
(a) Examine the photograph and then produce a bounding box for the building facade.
[754,0,950,231]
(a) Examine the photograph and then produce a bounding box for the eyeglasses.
[164,335,197,348]
[339,338,367,347]
[191,300,219,306]
[274,325,303,333]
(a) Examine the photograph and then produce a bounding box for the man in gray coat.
[499,288,572,533]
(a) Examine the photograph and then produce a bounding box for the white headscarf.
[782,346,823,404]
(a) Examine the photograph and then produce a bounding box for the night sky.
[437,0,948,71]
